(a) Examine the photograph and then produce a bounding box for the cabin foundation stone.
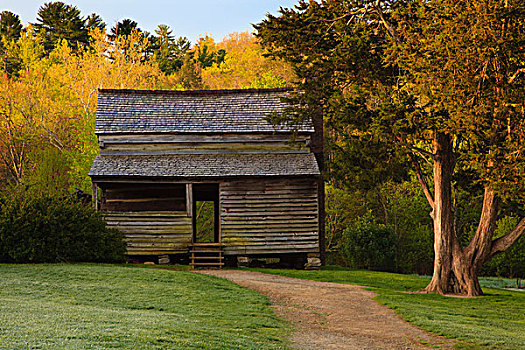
[158,255,170,265]
[237,256,252,267]
[305,253,322,270]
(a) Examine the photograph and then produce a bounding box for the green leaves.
[0,11,22,42]
[0,186,126,263]
[257,0,525,201]
[33,2,90,52]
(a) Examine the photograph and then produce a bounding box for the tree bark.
[424,131,488,296]
[422,132,525,296]
[424,132,460,294]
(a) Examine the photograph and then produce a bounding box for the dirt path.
[198,270,456,350]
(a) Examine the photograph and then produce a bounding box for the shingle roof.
[89,153,320,178]
[95,88,314,134]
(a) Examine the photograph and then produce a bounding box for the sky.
[2,0,299,42]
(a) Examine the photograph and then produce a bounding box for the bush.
[325,184,366,253]
[481,216,525,279]
[0,186,126,263]
[340,214,397,271]
[396,225,434,275]
[376,181,434,274]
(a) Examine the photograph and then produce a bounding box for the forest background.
[0,2,522,279]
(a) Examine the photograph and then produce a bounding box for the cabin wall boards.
[220,178,319,255]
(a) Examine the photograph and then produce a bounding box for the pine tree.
[0,11,23,42]
[33,2,89,52]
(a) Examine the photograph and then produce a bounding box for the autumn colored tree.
[256,0,525,296]
[49,29,164,189]
[202,31,295,89]
[0,27,164,191]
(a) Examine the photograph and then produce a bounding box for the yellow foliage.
[0,29,166,189]
[201,31,295,89]
[49,29,164,114]
[0,28,293,189]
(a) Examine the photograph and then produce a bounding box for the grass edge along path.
[248,267,524,350]
[0,264,289,350]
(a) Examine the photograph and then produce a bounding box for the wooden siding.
[104,211,192,255]
[99,134,309,154]
[220,179,319,255]
[100,183,186,212]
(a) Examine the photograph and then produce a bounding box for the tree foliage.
[33,1,89,52]
[202,31,294,89]
[85,13,106,31]
[0,11,22,42]
[256,0,525,295]
[110,18,140,38]
[0,27,163,191]
[0,11,23,77]
[153,24,190,75]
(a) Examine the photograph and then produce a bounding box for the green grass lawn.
[0,264,288,350]
[249,267,525,350]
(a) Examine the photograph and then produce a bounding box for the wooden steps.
[190,243,224,269]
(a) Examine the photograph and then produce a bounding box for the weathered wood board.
[99,134,309,154]
[104,211,192,255]
[100,183,186,212]
[220,178,319,255]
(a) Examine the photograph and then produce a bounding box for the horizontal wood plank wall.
[220,179,319,255]
[101,184,186,212]
[104,211,192,255]
[99,134,309,154]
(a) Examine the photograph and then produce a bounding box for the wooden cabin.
[89,88,323,268]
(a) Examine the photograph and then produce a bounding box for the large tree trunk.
[424,132,463,294]
[422,132,525,296]
[425,187,500,296]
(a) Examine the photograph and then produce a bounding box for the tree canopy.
[256,0,525,296]
[110,18,140,38]
[33,1,89,52]
[0,11,22,42]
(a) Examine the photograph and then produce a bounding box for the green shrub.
[0,186,126,263]
[325,184,366,253]
[340,214,397,271]
[482,216,525,278]
[396,225,434,275]
[376,181,434,274]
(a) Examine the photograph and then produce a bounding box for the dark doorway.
[192,184,219,243]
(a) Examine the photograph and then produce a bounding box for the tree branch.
[508,68,525,84]
[490,217,525,258]
[373,1,402,45]
[394,139,433,165]
[407,151,435,211]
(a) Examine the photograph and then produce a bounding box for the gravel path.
[198,270,456,350]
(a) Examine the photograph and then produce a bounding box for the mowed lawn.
[0,264,287,350]
[251,267,525,350]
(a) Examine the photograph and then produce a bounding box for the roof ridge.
[98,87,293,96]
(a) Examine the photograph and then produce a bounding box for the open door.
[192,184,219,243]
